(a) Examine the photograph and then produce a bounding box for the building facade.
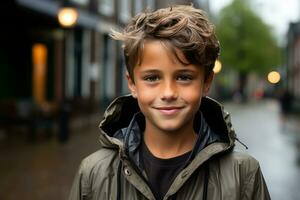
[0,0,156,139]
[286,22,300,101]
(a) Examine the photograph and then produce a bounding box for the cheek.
[185,92,202,107]
[135,85,156,102]
[181,84,203,100]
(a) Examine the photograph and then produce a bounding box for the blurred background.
[0,0,299,199]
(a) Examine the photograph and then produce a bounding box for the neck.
[143,125,197,159]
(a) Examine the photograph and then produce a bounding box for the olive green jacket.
[69,95,270,200]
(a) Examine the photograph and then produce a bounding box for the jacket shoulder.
[218,151,260,173]
[207,152,270,199]
[80,148,118,172]
[68,148,119,200]
[225,150,259,164]
[77,148,119,186]
[213,150,265,192]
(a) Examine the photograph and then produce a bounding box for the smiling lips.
[155,106,184,115]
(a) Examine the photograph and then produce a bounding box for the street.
[225,99,300,200]
[0,99,300,199]
[0,123,101,200]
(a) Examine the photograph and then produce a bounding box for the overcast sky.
[209,0,300,44]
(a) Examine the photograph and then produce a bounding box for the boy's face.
[127,40,213,134]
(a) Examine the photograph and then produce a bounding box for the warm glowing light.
[267,71,281,84]
[33,44,47,67]
[32,43,47,105]
[213,59,222,73]
[58,7,78,27]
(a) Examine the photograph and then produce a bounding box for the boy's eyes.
[142,74,194,82]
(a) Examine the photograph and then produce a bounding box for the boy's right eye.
[143,75,160,82]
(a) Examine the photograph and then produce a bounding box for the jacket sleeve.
[242,165,271,200]
[68,160,91,200]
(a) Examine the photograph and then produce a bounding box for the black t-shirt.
[141,141,191,200]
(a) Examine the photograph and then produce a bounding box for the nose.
[160,80,178,101]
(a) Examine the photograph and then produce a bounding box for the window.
[134,0,143,14]
[71,0,89,6]
[100,34,116,100]
[98,0,114,16]
[119,0,131,22]
[32,43,47,105]
[145,0,154,10]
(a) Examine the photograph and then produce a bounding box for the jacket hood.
[99,95,236,152]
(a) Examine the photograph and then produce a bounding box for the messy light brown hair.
[110,4,220,81]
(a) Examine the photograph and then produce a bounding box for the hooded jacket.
[69,95,270,200]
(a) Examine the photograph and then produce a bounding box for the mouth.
[154,106,184,115]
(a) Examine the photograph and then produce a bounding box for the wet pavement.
[0,99,300,200]
[0,124,100,200]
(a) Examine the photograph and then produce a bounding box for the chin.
[158,123,184,133]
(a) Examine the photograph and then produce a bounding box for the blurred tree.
[215,0,282,101]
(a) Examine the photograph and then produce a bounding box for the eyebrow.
[176,69,197,73]
[139,69,161,74]
[139,68,198,74]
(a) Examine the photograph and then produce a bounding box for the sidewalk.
[0,122,101,200]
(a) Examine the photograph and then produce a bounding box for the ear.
[126,73,137,98]
[203,72,214,96]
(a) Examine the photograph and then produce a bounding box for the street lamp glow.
[213,59,222,73]
[267,71,281,84]
[58,7,78,27]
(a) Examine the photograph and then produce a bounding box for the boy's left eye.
[176,74,193,81]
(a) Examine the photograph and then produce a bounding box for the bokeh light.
[57,7,78,27]
[213,59,222,73]
[267,71,281,84]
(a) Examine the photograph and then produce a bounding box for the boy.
[69,5,270,200]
